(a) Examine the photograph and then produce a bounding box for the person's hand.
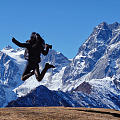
[46,44,52,49]
[12,37,16,42]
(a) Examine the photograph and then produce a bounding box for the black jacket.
[12,38,49,62]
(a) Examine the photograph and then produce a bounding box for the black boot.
[45,63,55,69]
[35,63,55,82]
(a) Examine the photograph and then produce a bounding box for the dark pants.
[21,61,48,82]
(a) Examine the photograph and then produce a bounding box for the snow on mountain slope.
[13,66,66,97]
[1,46,26,65]
[70,77,120,110]
[0,48,24,107]
[1,46,71,100]
[7,85,77,107]
[62,22,120,89]
[1,22,120,110]
[7,77,120,110]
[12,49,71,97]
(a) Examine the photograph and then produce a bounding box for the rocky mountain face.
[0,50,22,107]
[7,85,78,107]
[1,22,120,110]
[7,80,120,110]
[0,51,22,87]
[62,22,120,89]
[40,50,71,75]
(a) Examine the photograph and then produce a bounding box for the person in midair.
[12,32,55,82]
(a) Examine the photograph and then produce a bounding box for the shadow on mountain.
[73,81,92,94]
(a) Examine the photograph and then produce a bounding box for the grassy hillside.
[0,107,120,120]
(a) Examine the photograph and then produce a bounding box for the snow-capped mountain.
[7,78,120,110]
[7,85,78,107]
[0,46,71,107]
[62,22,120,91]
[13,49,71,97]
[0,48,24,107]
[1,22,120,110]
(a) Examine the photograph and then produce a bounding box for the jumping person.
[12,32,55,82]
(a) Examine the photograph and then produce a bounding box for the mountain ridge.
[1,22,120,110]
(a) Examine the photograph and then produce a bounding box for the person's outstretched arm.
[12,37,30,48]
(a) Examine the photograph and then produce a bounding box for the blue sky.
[0,0,120,58]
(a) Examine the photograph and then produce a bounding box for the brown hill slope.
[0,107,120,120]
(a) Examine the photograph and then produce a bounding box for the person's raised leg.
[21,62,35,81]
[35,63,55,82]
[34,64,41,81]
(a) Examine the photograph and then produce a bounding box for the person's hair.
[36,33,44,42]
[30,32,37,39]
[29,32,37,45]
[31,32,36,35]
[36,33,45,48]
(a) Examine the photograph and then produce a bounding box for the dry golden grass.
[0,107,120,120]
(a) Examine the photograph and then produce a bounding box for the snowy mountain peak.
[108,22,120,30]
[4,45,13,50]
[62,22,120,88]
[96,22,108,29]
[95,22,120,30]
